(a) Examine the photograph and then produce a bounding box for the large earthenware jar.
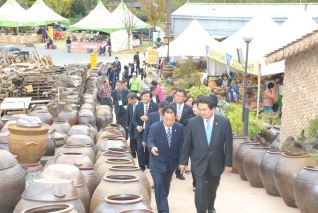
[38,164,90,213]
[95,152,134,171]
[96,110,113,131]
[21,204,78,213]
[9,114,27,121]
[0,119,3,131]
[232,136,251,173]
[1,120,16,133]
[58,110,78,126]
[14,179,85,213]
[109,124,126,139]
[96,141,130,160]
[97,128,123,141]
[105,166,151,200]
[274,152,317,208]
[57,145,96,163]
[96,158,134,182]
[0,132,9,151]
[235,142,260,181]
[294,166,318,213]
[243,145,270,188]
[79,124,98,143]
[8,116,51,171]
[52,121,72,134]
[98,105,112,111]
[119,210,155,213]
[32,110,54,125]
[43,129,56,156]
[96,137,126,151]
[78,110,96,128]
[259,150,285,197]
[267,126,280,143]
[0,150,25,213]
[90,175,150,213]
[55,153,99,198]
[93,194,152,213]
[66,135,97,154]
[68,125,90,137]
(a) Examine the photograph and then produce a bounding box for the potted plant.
[208,77,218,87]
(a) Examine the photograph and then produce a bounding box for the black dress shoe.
[176,174,185,180]
[207,209,216,213]
[132,153,136,158]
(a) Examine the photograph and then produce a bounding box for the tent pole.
[256,64,261,119]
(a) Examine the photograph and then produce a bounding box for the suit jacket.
[147,121,184,173]
[170,102,194,127]
[179,114,233,176]
[165,96,173,103]
[113,60,121,71]
[143,111,160,142]
[151,95,160,104]
[133,54,140,64]
[124,67,135,78]
[126,102,140,132]
[111,89,129,115]
[132,101,158,138]
[108,68,115,83]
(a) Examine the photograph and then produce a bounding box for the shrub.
[307,116,318,139]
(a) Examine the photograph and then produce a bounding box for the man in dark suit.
[133,51,140,73]
[133,90,158,171]
[150,86,160,104]
[165,87,177,103]
[108,63,116,90]
[147,105,184,213]
[170,88,194,180]
[124,63,134,88]
[179,96,233,213]
[113,57,121,81]
[112,80,129,138]
[126,92,140,158]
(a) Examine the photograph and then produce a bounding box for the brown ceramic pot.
[119,210,155,213]
[243,145,270,188]
[93,194,152,213]
[8,117,51,171]
[232,136,251,173]
[96,158,134,182]
[38,164,90,213]
[98,105,112,111]
[96,138,126,152]
[57,145,96,163]
[235,142,260,181]
[0,120,17,133]
[0,132,9,151]
[259,150,286,197]
[54,153,99,198]
[90,175,150,213]
[0,119,3,131]
[68,125,90,137]
[78,110,96,128]
[14,179,85,213]
[267,126,280,143]
[0,150,25,213]
[109,124,126,138]
[105,166,151,201]
[9,114,27,121]
[79,124,98,143]
[43,129,56,156]
[20,204,78,213]
[274,152,317,208]
[95,152,135,171]
[96,141,130,160]
[97,128,123,141]
[54,131,67,147]
[96,111,113,131]
[52,121,72,134]
[32,110,53,125]
[66,135,97,154]
[58,110,78,126]
[294,166,318,213]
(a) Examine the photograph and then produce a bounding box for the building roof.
[107,1,141,7]
[172,3,318,19]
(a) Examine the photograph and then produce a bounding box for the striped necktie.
[167,128,171,148]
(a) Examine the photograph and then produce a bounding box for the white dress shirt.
[152,96,157,103]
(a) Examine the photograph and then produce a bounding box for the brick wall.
[280,46,318,143]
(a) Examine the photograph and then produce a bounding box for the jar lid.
[16,116,43,127]
[0,150,17,170]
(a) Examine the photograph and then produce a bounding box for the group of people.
[98,75,233,213]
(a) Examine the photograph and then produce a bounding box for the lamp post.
[242,35,253,136]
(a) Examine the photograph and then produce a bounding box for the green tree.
[70,0,87,17]
[44,0,75,16]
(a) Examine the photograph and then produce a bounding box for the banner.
[147,49,157,64]
[207,48,259,75]
[0,35,41,44]
[71,41,102,51]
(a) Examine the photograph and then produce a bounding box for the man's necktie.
[177,105,182,118]
[167,128,171,148]
[206,120,212,146]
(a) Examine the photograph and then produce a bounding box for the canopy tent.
[0,0,41,27]
[69,1,118,33]
[27,0,69,25]
[158,19,220,57]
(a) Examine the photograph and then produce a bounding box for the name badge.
[118,100,123,106]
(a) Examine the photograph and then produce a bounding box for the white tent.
[111,30,133,52]
[158,19,220,57]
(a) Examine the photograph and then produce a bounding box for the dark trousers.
[127,76,132,89]
[115,111,126,131]
[101,97,112,109]
[194,169,220,213]
[151,170,173,213]
[129,130,137,154]
[272,103,279,112]
[110,82,115,91]
[136,130,149,170]
[140,69,147,80]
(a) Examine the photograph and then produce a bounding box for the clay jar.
[274,152,317,208]
[8,116,51,171]
[96,158,134,182]
[52,121,72,134]
[90,175,150,213]
[105,166,151,201]
[79,124,98,143]
[110,124,126,139]
[66,135,97,154]
[20,204,77,213]
[43,129,56,156]
[54,131,67,147]
[232,136,251,173]
[235,142,260,181]
[97,128,123,141]
[78,110,96,128]
[14,179,85,213]
[0,132,9,151]
[96,140,130,160]
[96,137,126,152]
[95,152,135,171]
[54,153,99,198]
[294,166,318,213]
[267,126,280,144]
[259,150,285,197]
[93,194,152,213]
[31,110,53,125]
[68,125,90,137]
[58,110,78,126]
[0,150,25,213]
[38,164,90,213]
[1,120,17,133]
[57,145,96,163]
[0,119,3,131]
[243,145,270,188]
[96,110,113,131]
[119,210,155,213]
[9,114,27,121]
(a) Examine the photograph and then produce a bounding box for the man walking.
[133,51,140,74]
[179,96,233,213]
[98,80,112,109]
[126,92,140,158]
[147,105,184,213]
[129,73,141,93]
[108,63,116,91]
[114,57,121,81]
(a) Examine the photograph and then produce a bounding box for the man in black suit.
[111,80,129,138]
[124,63,134,89]
[133,90,158,171]
[133,51,140,73]
[170,88,194,180]
[113,57,121,81]
[165,87,178,103]
[150,86,160,104]
[108,63,116,91]
[147,105,184,213]
[126,92,140,158]
[179,96,233,213]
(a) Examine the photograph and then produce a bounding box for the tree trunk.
[127,34,131,50]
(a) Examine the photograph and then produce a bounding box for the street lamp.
[241,35,253,136]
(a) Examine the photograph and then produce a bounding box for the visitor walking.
[263,82,275,113]
[66,37,71,53]
[98,80,112,109]
[129,73,141,93]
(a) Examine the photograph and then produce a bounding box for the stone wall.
[281,46,318,143]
